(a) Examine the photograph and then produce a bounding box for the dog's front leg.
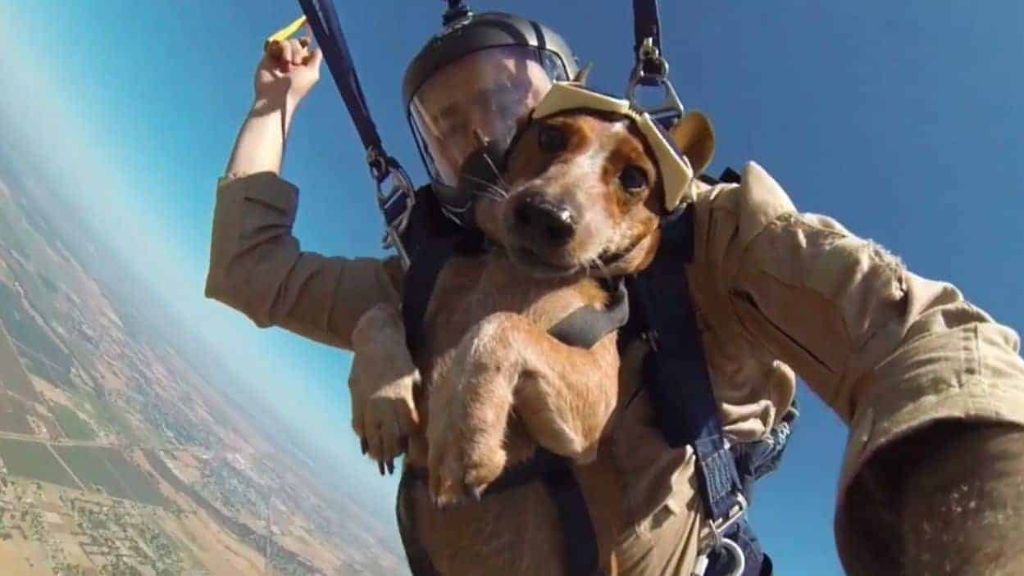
[350,303,421,475]
[428,312,618,505]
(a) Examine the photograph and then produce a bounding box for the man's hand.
[256,32,323,108]
[224,30,323,181]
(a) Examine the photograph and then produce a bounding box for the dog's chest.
[420,254,601,380]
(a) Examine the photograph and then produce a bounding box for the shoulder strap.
[400,187,484,357]
[632,0,665,85]
[625,203,768,576]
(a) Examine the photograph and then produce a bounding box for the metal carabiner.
[692,537,747,576]
[692,493,749,576]
[626,37,686,126]
[368,148,415,269]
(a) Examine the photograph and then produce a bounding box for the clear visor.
[409,46,569,186]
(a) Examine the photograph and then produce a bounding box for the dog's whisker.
[587,256,610,278]
[481,153,512,190]
[470,189,508,203]
[463,174,510,201]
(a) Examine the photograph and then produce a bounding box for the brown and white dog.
[348,81,715,575]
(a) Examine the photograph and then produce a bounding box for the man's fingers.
[277,40,294,66]
[265,40,281,59]
[288,39,306,66]
[306,46,324,68]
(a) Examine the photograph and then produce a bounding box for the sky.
[1,1,1023,574]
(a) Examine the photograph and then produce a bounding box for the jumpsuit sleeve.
[701,162,1024,568]
[205,172,404,350]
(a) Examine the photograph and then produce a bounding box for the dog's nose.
[513,195,576,246]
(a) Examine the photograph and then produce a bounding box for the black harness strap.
[548,279,629,349]
[401,447,602,576]
[297,0,382,156]
[623,204,767,576]
[297,0,416,264]
[622,203,770,569]
[632,0,666,84]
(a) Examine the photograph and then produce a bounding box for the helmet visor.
[409,45,570,187]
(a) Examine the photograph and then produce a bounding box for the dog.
[348,80,715,575]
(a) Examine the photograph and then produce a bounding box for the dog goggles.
[531,81,696,211]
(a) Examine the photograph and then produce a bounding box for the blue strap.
[632,0,665,85]
[625,206,767,575]
[297,0,417,243]
[296,0,383,157]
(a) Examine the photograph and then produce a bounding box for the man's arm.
[702,162,1024,574]
[206,35,403,350]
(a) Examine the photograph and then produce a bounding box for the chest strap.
[623,204,768,576]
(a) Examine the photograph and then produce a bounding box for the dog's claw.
[360,438,368,455]
[470,486,484,502]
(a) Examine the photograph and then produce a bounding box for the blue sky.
[2,1,1023,573]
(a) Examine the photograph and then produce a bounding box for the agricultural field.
[0,284,70,387]
[52,445,166,507]
[0,318,38,402]
[48,403,95,441]
[0,391,35,435]
[0,438,80,489]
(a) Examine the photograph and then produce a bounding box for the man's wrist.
[250,94,297,134]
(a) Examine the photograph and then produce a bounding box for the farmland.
[53,445,166,507]
[0,392,34,435]
[0,173,406,574]
[0,318,37,401]
[49,403,95,441]
[0,438,80,489]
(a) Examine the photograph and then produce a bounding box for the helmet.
[403,11,579,222]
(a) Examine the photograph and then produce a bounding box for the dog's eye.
[619,165,649,193]
[537,124,568,154]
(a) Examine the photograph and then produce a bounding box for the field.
[53,445,166,507]
[0,318,38,401]
[0,438,80,489]
[49,403,95,441]
[0,392,34,435]
[0,283,70,394]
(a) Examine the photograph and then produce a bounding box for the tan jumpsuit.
[207,163,1024,575]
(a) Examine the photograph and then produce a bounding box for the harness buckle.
[627,39,685,128]
[369,147,415,269]
[693,493,749,576]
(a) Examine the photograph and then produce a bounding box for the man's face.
[410,48,556,185]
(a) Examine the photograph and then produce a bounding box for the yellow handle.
[264,15,308,51]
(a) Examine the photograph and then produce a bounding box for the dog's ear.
[669,111,715,176]
[572,62,593,86]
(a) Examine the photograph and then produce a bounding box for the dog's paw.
[349,303,422,475]
[426,361,515,505]
[358,375,420,475]
[427,413,508,507]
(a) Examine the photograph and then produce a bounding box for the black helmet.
[403,10,580,223]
